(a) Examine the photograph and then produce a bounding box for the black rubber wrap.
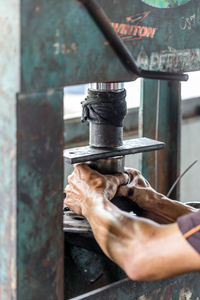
[81,89,127,127]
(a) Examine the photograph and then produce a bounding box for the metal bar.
[17,90,64,299]
[140,79,181,199]
[70,273,200,300]
[64,138,164,164]
[80,0,188,82]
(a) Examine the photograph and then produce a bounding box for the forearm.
[84,196,157,271]
[66,164,200,282]
[119,168,197,224]
[138,189,197,224]
[84,197,200,281]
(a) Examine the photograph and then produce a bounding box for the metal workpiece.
[87,156,125,174]
[64,138,164,164]
[63,211,91,233]
[90,123,123,148]
[89,82,124,91]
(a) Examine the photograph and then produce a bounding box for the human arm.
[117,168,197,224]
[64,164,200,281]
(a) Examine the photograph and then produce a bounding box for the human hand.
[64,163,128,217]
[117,168,156,210]
[117,168,195,224]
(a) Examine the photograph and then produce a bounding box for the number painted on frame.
[180,8,200,30]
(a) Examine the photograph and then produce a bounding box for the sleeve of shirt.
[177,210,200,254]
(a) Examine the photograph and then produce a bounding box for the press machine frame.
[1,0,200,299]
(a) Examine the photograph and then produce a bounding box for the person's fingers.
[67,174,82,192]
[64,198,83,215]
[67,173,75,185]
[136,176,150,188]
[73,163,88,180]
[107,171,130,185]
[64,185,83,215]
[64,183,77,194]
[64,197,70,206]
[124,168,141,176]
[74,163,103,179]
[114,172,130,186]
[121,168,150,188]
[64,184,71,194]
[117,185,130,197]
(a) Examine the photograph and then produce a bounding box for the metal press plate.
[64,137,164,164]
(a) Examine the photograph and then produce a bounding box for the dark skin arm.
[117,168,196,224]
[65,164,200,281]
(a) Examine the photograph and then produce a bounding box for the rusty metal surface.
[21,0,200,91]
[140,80,181,199]
[70,273,200,300]
[17,90,64,299]
[21,0,130,92]
[81,0,188,82]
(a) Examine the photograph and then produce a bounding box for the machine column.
[140,79,181,199]
[17,90,64,299]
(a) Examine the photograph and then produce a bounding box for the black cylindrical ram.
[82,88,127,148]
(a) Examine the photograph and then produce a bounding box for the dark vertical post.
[17,90,64,299]
[140,79,181,199]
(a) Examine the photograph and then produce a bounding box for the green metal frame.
[1,0,200,299]
[69,274,200,299]
[21,0,200,91]
[17,91,64,299]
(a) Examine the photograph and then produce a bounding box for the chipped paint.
[137,48,200,72]
[17,91,64,299]
[21,0,200,92]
